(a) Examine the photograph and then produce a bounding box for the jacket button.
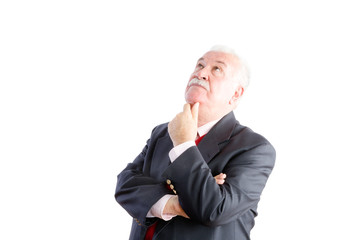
[166,179,171,185]
[169,184,174,190]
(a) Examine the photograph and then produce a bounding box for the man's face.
[185,51,240,110]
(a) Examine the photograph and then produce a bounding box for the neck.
[197,109,231,127]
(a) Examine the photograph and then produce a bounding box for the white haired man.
[115,46,275,240]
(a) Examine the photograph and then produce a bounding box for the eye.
[197,63,204,69]
[213,66,221,72]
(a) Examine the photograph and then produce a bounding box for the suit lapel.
[197,111,237,163]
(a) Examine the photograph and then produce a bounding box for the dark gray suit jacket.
[115,112,275,240]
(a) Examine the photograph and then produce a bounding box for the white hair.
[210,45,250,90]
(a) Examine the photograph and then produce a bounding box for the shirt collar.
[197,118,221,137]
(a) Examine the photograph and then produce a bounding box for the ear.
[229,85,244,105]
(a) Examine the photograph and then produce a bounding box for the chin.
[185,90,206,104]
[185,96,202,105]
[185,100,197,105]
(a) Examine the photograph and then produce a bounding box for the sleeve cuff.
[168,141,196,162]
[146,194,176,221]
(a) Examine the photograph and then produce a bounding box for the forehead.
[199,51,237,65]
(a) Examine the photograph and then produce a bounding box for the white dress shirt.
[146,119,220,220]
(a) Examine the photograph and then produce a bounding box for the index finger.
[191,102,199,121]
[183,103,191,113]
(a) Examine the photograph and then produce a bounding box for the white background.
[1,0,359,239]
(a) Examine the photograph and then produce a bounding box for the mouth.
[187,78,210,91]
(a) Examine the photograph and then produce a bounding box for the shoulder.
[226,119,276,159]
[234,123,272,146]
[220,112,274,149]
[149,122,169,139]
[222,121,276,169]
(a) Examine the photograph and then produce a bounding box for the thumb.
[191,102,199,122]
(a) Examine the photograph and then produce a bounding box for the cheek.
[213,83,235,101]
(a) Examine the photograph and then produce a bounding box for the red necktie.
[145,221,158,240]
[195,134,206,145]
[145,134,205,240]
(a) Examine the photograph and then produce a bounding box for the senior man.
[115,46,276,240]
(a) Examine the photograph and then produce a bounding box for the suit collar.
[197,118,221,137]
[197,111,238,163]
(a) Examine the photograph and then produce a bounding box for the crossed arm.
[163,173,227,219]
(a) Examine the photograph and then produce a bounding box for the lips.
[188,78,210,91]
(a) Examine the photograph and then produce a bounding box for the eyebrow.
[197,58,227,67]
[215,60,227,67]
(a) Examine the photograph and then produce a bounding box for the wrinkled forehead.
[199,51,240,68]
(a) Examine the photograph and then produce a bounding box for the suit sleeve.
[162,142,276,227]
[114,138,172,224]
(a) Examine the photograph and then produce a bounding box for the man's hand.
[168,103,199,146]
[214,173,226,185]
[163,195,190,219]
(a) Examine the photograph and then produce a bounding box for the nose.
[196,68,209,81]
